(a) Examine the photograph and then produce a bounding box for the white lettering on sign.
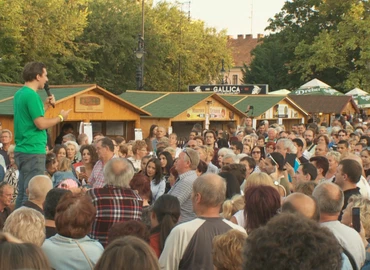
[213,86,241,94]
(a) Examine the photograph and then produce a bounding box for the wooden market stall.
[288,95,359,125]
[221,95,309,130]
[119,91,247,139]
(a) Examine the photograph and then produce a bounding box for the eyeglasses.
[183,149,193,164]
[252,151,261,154]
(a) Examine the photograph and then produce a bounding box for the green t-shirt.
[14,86,46,154]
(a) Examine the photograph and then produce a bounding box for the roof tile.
[119,92,166,108]
[0,86,91,115]
[143,93,212,118]
[288,95,358,114]
[233,96,284,117]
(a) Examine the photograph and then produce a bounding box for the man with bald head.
[312,182,365,269]
[152,126,167,152]
[282,193,320,221]
[23,175,52,214]
[160,174,246,270]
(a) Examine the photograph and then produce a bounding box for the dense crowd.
[0,116,370,269]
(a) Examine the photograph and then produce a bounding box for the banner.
[188,84,268,95]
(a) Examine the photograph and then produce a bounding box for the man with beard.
[303,129,316,159]
[204,130,219,167]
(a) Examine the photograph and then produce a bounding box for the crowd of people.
[1,62,370,269]
[0,116,369,269]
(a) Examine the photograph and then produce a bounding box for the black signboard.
[188,84,269,95]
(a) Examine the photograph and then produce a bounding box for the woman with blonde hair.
[212,229,247,270]
[3,144,19,202]
[326,151,341,181]
[128,140,148,172]
[3,208,46,247]
[242,135,254,147]
[244,172,277,191]
[341,195,370,240]
[51,157,79,187]
[230,172,279,227]
[221,194,244,220]
[64,141,80,164]
[195,145,218,174]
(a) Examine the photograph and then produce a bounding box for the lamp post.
[135,0,145,90]
[220,59,226,85]
[135,34,144,90]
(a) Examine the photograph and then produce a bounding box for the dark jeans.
[14,152,46,209]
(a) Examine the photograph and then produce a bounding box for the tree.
[0,0,232,92]
[293,1,370,91]
[79,0,232,92]
[0,0,91,84]
[243,0,324,90]
[244,0,370,92]
[144,2,232,91]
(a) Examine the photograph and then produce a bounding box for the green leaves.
[0,0,231,92]
[244,0,370,92]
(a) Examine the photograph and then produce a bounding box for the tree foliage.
[0,0,232,92]
[243,0,370,92]
[294,1,370,91]
[0,0,91,83]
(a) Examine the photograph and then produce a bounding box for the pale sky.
[153,0,287,37]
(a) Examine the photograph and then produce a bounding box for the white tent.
[299,78,331,89]
[345,88,368,96]
[291,78,343,96]
[268,89,291,95]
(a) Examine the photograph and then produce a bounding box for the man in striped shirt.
[168,148,200,223]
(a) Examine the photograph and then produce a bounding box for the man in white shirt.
[160,174,246,270]
[312,182,365,269]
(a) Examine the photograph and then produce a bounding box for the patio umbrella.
[356,95,370,108]
[268,89,291,95]
[345,88,368,97]
[290,78,344,96]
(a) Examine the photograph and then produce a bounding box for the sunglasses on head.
[183,148,193,164]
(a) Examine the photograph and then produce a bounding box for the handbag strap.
[73,240,94,270]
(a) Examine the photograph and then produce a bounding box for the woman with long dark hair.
[74,144,98,185]
[251,145,265,172]
[145,125,158,152]
[149,194,180,257]
[146,158,166,202]
[259,152,290,196]
[158,151,173,178]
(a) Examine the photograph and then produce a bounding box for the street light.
[134,0,145,90]
[220,59,226,85]
[135,34,145,90]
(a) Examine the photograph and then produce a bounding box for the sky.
[153,0,287,37]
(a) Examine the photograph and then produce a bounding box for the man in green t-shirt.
[14,62,71,208]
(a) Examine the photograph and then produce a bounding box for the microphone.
[44,82,55,108]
